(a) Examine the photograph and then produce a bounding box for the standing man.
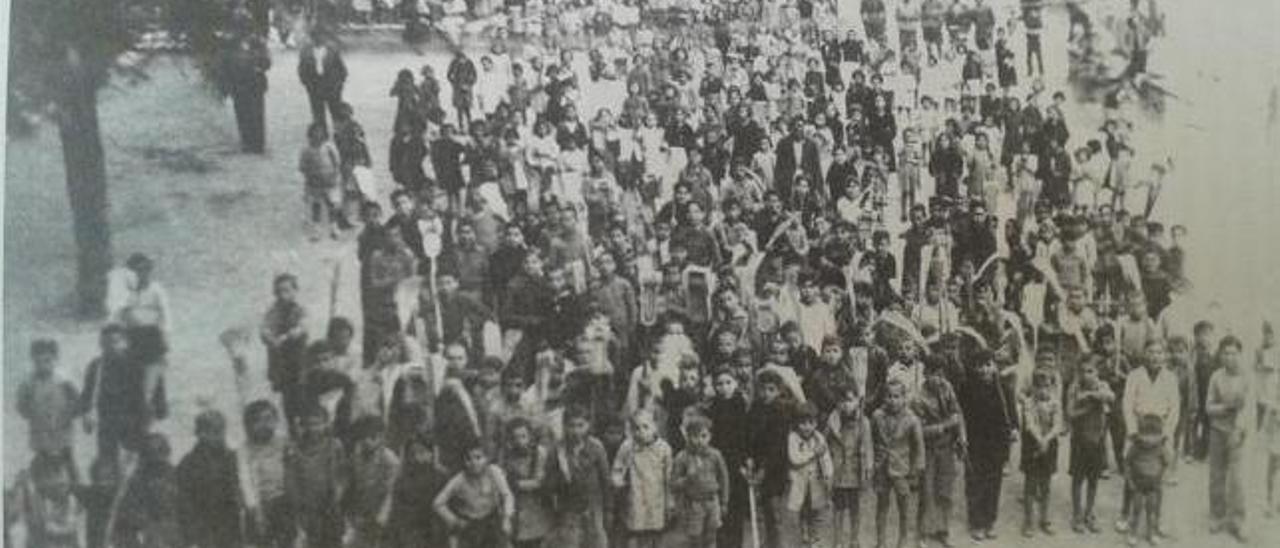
[298,34,348,131]
[228,25,271,153]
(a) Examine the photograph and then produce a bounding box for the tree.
[7,0,158,317]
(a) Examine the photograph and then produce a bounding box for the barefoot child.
[872,379,925,548]
[1124,414,1171,547]
[611,410,672,548]
[1068,361,1113,533]
[1021,367,1062,537]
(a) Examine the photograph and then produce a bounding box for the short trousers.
[682,497,722,538]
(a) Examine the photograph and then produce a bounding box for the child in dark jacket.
[115,433,181,548]
[176,409,243,548]
[707,369,751,548]
[673,415,731,548]
[388,433,449,548]
[746,370,794,548]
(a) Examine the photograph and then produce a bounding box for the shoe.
[1071,520,1084,534]
[1227,527,1247,543]
[1127,534,1140,547]
[1116,519,1130,533]
[1021,525,1035,538]
[970,530,984,542]
[983,530,997,540]
[1148,535,1160,547]
[1040,522,1055,536]
[935,535,953,548]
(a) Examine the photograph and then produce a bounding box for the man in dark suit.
[297,36,347,130]
[773,120,823,201]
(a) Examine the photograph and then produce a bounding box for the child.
[672,414,730,548]
[82,456,121,548]
[504,419,553,548]
[746,370,793,548]
[11,453,81,548]
[913,355,964,547]
[828,383,873,548]
[388,433,449,548]
[787,402,834,547]
[16,339,80,477]
[872,379,925,548]
[1125,414,1171,547]
[115,433,181,548]
[347,415,402,546]
[548,405,612,548]
[1020,367,1063,537]
[176,409,243,548]
[298,122,343,240]
[611,410,673,548]
[707,368,751,548]
[284,404,347,548]
[1068,361,1114,533]
[435,444,515,548]
[238,400,294,548]
[81,324,166,460]
[259,273,310,431]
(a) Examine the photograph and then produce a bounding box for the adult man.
[297,35,347,130]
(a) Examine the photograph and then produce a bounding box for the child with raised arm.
[872,379,925,548]
[672,414,730,548]
[1021,367,1063,537]
[611,410,672,548]
[435,444,515,548]
[549,405,612,548]
[504,418,553,548]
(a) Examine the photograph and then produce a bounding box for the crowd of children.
[9,0,1280,547]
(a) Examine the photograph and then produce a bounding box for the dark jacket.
[298,45,347,98]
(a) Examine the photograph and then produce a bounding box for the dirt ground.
[4,2,1280,546]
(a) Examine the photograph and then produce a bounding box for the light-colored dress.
[611,437,673,532]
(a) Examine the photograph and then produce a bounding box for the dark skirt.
[1069,436,1106,477]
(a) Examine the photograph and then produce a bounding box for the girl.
[1068,361,1114,533]
[298,123,343,240]
[1021,367,1063,537]
[610,411,673,548]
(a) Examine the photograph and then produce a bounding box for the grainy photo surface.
[3,1,1279,547]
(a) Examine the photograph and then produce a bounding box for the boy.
[16,339,80,476]
[260,273,309,431]
[239,400,294,548]
[746,370,793,548]
[829,382,873,548]
[550,405,612,548]
[1125,414,1171,547]
[348,416,402,546]
[872,379,925,548]
[786,403,834,548]
[284,404,347,548]
[673,414,731,548]
[707,369,751,548]
[115,433,181,547]
[914,355,964,547]
[1204,336,1249,541]
[298,122,343,240]
[435,444,515,548]
[81,324,165,460]
[1068,361,1114,533]
[176,409,243,548]
[11,454,81,548]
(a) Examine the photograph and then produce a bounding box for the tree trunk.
[57,59,113,318]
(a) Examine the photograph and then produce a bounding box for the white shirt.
[1123,366,1181,435]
